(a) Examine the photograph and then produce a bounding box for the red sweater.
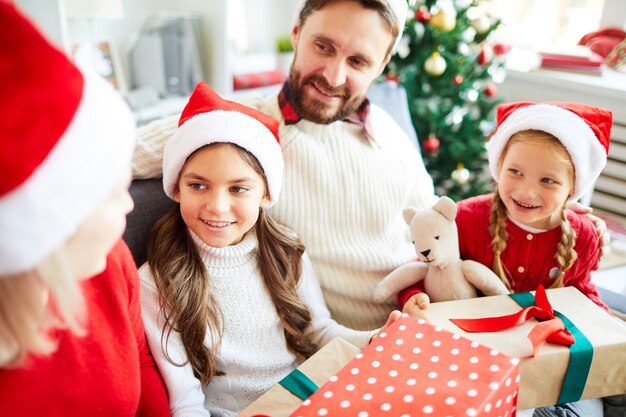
[399,195,608,313]
[0,240,171,417]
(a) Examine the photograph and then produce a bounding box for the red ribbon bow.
[450,285,575,357]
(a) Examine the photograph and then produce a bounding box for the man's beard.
[288,68,365,125]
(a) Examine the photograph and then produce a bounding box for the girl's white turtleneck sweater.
[139,231,374,417]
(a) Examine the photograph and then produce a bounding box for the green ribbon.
[510,291,593,404]
[278,368,319,401]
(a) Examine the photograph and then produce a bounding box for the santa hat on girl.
[0,3,136,276]
[487,101,612,201]
[163,82,283,205]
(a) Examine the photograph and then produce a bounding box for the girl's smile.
[174,144,270,248]
[498,140,573,230]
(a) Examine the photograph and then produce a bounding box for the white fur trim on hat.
[0,69,136,276]
[388,0,408,52]
[487,104,607,201]
[163,110,284,205]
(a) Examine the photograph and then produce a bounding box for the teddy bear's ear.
[433,196,457,221]
[402,207,417,224]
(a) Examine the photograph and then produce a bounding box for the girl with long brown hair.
[0,4,170,416]
[139,82,398,417]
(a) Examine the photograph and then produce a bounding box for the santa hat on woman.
[163,82,283,205]
[0,3,136,276]
[487,101,612,201]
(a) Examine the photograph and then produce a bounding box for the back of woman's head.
[0,3,135,367]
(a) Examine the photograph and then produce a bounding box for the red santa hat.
[163,82,283,205]
[0,4,136,276]
[487,101,612,201]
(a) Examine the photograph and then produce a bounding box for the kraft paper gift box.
[240,337,360,417]
[291,314,520,417]
[413,286,626,410]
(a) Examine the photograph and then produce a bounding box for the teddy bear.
[374,196,509,304]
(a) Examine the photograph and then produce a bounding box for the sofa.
[121,81,626,316]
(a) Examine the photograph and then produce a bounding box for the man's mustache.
[303,74,349,99]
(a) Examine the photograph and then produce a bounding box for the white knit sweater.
[139,231,374,417]
[133,92,436,330]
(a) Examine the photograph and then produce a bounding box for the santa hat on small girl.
[487,101,612,201]
[163,82,283,205]
[0,3,136,276]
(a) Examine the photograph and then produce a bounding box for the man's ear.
[291,22,300,51]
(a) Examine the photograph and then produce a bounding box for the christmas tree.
[385,0,510,201]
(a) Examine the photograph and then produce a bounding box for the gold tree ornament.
[451,163,471,185]
[424,51,447,76]
[471,14,491,34]
[429,10,456,32]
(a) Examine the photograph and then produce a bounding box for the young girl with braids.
[454,101,612,314]
[139,82,399,417]
[398,102,619,417]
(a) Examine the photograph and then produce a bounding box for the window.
[480,0,607,49]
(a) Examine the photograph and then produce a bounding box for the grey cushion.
[599,287,626,315]
[123,178,174,266]
[368,80,419,151]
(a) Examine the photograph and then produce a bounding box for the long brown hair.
[147,143,316,386]
[489,130,577,290]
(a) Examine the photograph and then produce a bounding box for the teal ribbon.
[278,368,319,401]
[510,291,593,404]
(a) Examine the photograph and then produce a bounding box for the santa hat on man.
[0,3,136,276]
[163,82,283,205]
[487,101,612,201]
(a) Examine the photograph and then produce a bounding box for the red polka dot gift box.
[290,314,520,417]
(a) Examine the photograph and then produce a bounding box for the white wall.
[13,0,300,95]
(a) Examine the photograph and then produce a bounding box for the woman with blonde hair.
[0,4,170,416]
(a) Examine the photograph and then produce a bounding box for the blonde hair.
[0,249,86,368]
[489,129,577,290]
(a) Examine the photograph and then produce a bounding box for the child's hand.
[402,293,430,314]
[370,310,402,343]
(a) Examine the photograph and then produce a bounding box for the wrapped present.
[414,286,626,409]
[291,314,520,417]
[240,337,360,417]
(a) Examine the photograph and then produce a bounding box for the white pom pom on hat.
[487,101,612,201]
